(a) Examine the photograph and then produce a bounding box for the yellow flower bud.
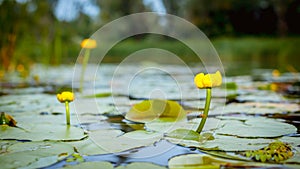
[272,69,280,77]
[194,71,222,89]
[57,91,75,103]
[80,39,97,49]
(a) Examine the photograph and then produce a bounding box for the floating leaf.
[215,117,297,138]
[89,129,162,153]
[0,141,17,154]
[0,141,74,169]
[211,102,299,115]
[63,161,113,169]
[279,136,300,147]
[146,118,221,134]
[116,162,167,169]
[168,153,239,169]
[166,134,274,151]
[0,124,86,141]
[125,100,186,123]
[66,139,107,156]
[145,121,197,134]
[166,129,200,141]
[236,91,284,102]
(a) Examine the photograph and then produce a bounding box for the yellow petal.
[203,74,212,87]
[194,71,222,89]
[194,73,205,88]
[212,71,222,86]
[57,91,75,103]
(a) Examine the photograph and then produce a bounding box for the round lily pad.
[215,117,297,138]
[125,99,186,123]
[90,129,162,153]
[0,124,86,141]
[63,161,113,169]
[0,141,74,169]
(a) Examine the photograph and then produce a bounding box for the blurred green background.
[1,0,299,77]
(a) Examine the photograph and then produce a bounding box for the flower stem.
[65,101,70,125]
[79,49,90,93]
[196,88,211,133]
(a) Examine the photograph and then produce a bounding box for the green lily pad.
[0,94,55,113]
[13,113,78,126]
[211,102,299,115]
[166,134,274,151]
[73,99,117,116]
[0,141,74,169]
[236,91,284,102]
[168,153,239,169]
[215,117,297,138]
[116,162,167,169]
[66,138,108,156]
[145,121,197,133]
[279,136,300,147]
[89,129,162,153]
[166,129,200,141]
[168,153,292,169]
[0,124,86,141]
[0,140,17,154]
[63,161,113,169]
[125,99,186,123]
[146,118,221,134]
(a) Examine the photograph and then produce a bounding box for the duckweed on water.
[244,141,294,162]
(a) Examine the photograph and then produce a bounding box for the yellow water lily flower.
[194,71,222,89]
[80,39,97,49]
[57,91,74,103]
[57,91,74,125]
[194,70,222,133]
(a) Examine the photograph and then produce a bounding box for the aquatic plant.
[57,91,75,125]
[194,71,222,133]
[0,112,17,127]
[244,141,293,162]
[80,38,97,93]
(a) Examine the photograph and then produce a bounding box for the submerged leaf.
[125,99,186,123]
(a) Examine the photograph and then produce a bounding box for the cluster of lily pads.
[0,65,299,169]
